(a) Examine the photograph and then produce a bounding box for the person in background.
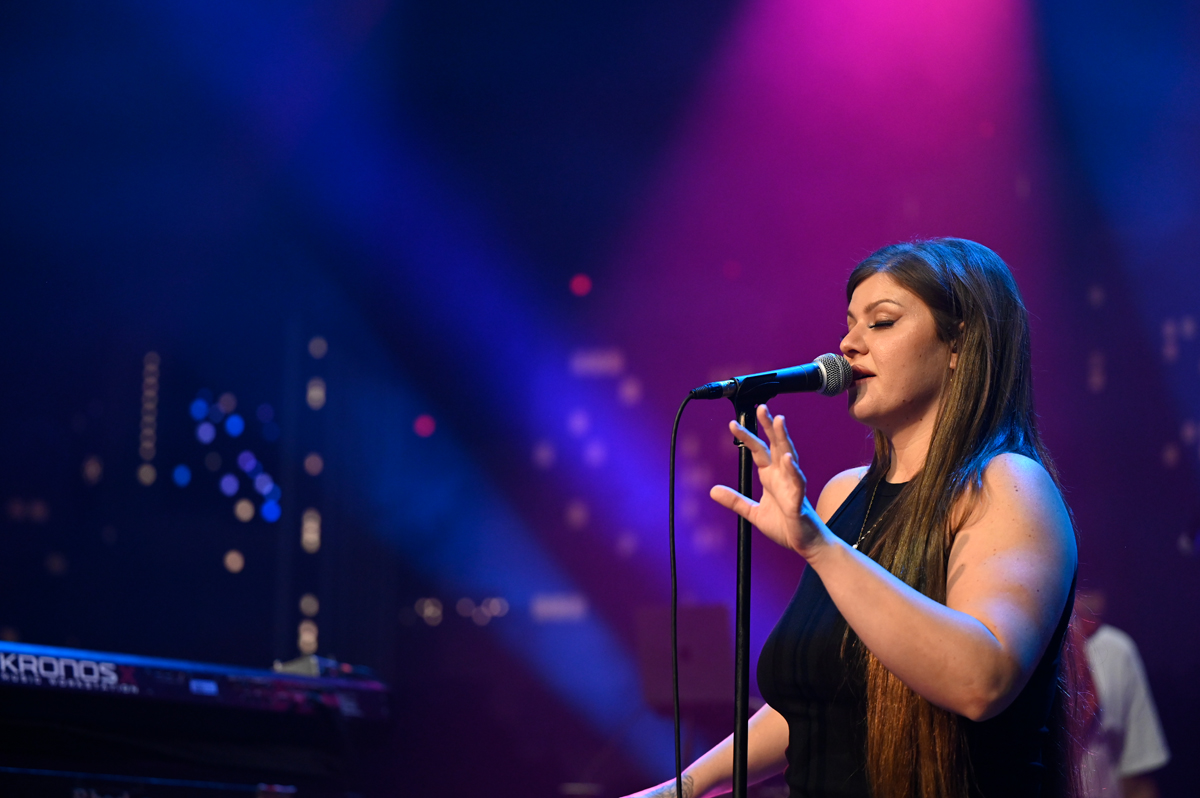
[1075,589,1170,798]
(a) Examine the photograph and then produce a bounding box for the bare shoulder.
[979,453,1069,523]
[814,466,869,523]
[951,452,1076,575]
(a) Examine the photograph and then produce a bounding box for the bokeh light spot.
[219,473,239,496]
[196,422,216,444]
[567,409,590,437]
[237,451,257,472]
[482,597,509,618]
[261,422,280,442]
[413,414,436,437]
[172,464,192,487]
[225,414,245,437]
[618,376,643,406]
[1162,443,1181,469]
[205,452,222,471]
[532,441,556,469]
[415,598,443,626]
[137,464,157,486]
[306,378,326,410]
[301,508,321,553]
[583,440,607,467]
[565,499,589,529]
[304,452,324,476]
[256,404,274,423]
[45,552,68,576]
[217,393,237,414]
[569,273,592,296]
[224,549,245,574]
[189,398,209,421]
[82,456,103,485]
[234,498,255,522]
[298,620,318,655]
[27,500,48,524]
[254,473,275,495]
[308,336,329,359]
[261,500,282,523]
[299,593,320,617]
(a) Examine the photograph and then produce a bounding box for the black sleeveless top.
[757,473,1074,798]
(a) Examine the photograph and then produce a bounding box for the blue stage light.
[266,485,282,502]
[219,474,238,497]
[173,465,192,487]
[225,413,245,437]
[237,451,257,472]
[261,500,282,523]
[189,398,208,421]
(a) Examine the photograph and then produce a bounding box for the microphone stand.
[728,378,785,798]
[731,398,756,798]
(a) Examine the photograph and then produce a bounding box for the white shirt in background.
[1080,624,1170,796]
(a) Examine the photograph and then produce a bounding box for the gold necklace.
[852,478,882,551]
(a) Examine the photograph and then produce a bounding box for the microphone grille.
[815,353,853,396]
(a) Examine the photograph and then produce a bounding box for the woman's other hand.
[618,773,694,798]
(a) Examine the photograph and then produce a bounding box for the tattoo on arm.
[659,774,694,798]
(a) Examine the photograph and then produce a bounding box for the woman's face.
[840,272,956,436]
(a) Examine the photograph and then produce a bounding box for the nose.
[840,323,863,358]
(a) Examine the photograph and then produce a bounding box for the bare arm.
[711,405,1077,721]
[621,704,789,798]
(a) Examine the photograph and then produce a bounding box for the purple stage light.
[237,451,257,472]
[196,422,216,444]
[219,474,238,497]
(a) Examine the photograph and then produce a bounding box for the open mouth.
[851,367,875,382]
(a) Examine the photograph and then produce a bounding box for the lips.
[851,367,875,382]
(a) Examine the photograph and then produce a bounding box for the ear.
[949,321,965,371]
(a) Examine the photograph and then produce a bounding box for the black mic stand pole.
[730,397,756,798]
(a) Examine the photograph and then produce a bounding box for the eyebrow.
[846,298,903,320]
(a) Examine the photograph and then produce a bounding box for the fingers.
[757,403,799,462]
[728,420,771,467]
[710,484,758,520]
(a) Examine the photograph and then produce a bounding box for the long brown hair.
[844,239,1083,797]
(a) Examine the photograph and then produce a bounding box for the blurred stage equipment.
[0,641,389,797]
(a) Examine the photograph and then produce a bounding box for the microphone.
[690,353,853,401]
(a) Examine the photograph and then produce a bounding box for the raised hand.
[708,404,833,559]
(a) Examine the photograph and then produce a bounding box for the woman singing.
[625,239,1080,798]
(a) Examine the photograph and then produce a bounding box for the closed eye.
[868,320,895,329]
